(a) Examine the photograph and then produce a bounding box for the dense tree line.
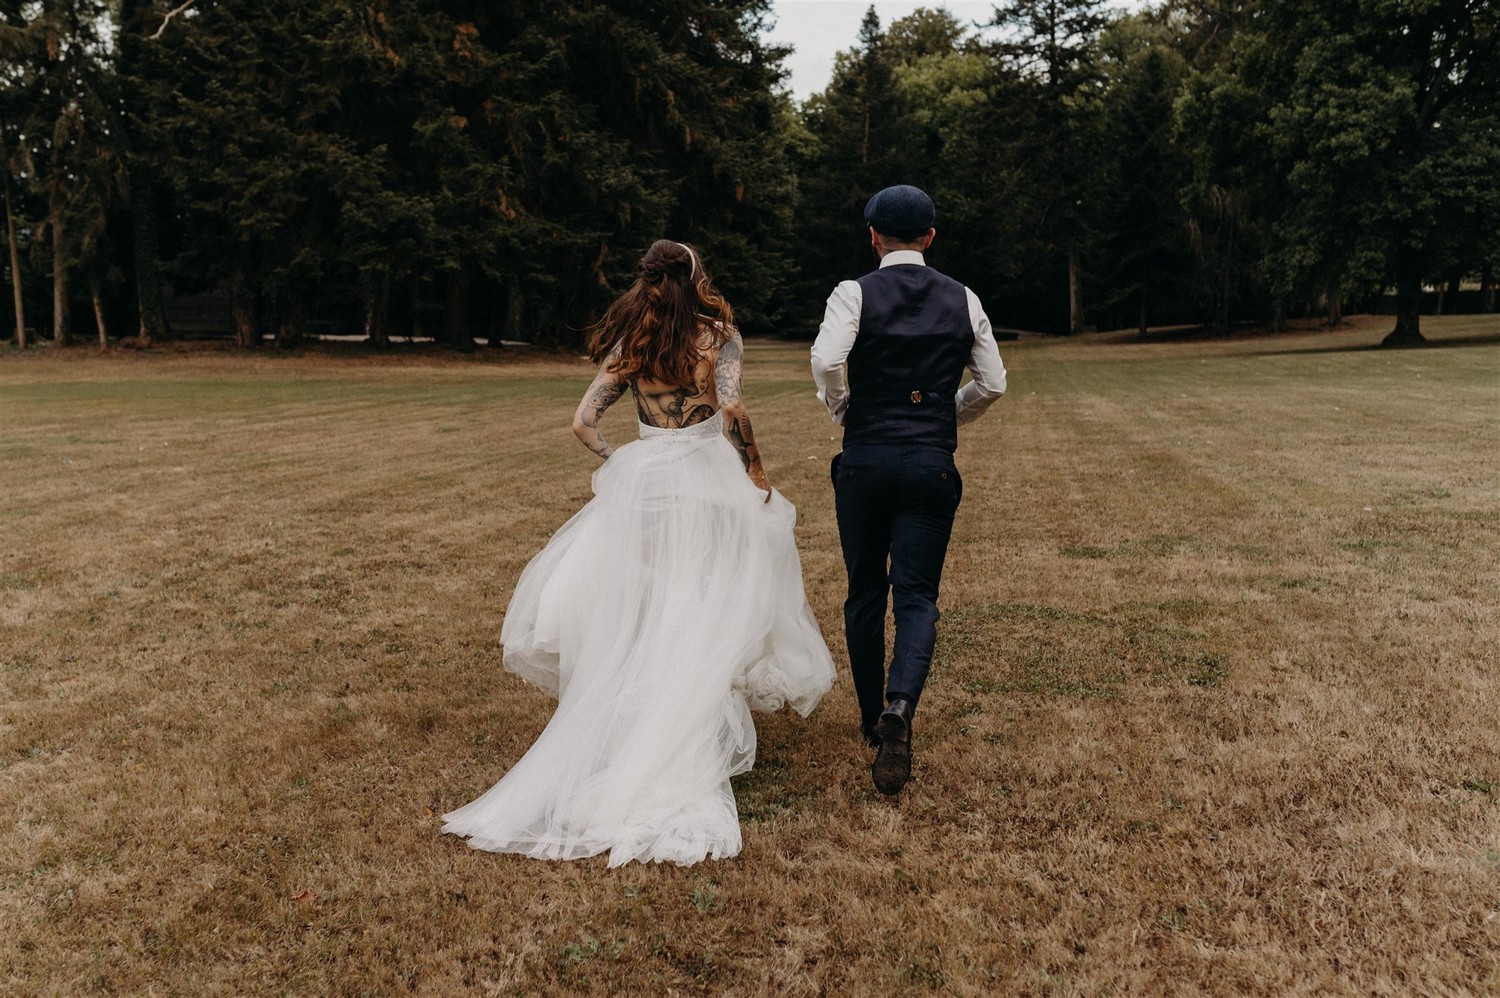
[795,0,1500,341]
[2,1,1497,350]
[3,0,795,348]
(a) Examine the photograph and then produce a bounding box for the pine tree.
[792,7,921,322]
[114,0,173,342]
[145,0,395,347]
[471,0,797,341]
[1173,0,1270,335]
[989,0,1110,333]
[1093,17,1191,336]
[1,0,33,347]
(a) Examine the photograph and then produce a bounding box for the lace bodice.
[637,409,725,440]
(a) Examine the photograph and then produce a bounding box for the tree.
[513,0,797,337]
[4,1,116,346]
[113,0,174,342]
[1250,0,1500,345]
[791,8,922,321]
[2,170,23,347]
[989,0,1111,333]
[1172,0,1275,335]
[885,10,1011,304]
[123,0,797,350]
[1,0,32,347]
[144,0,431,347]
[1093,17,1191,336]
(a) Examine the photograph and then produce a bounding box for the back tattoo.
[632,355,718,429]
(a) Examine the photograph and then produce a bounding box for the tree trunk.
[4,172,24,349]
[129,178,169,341]
[483,280,505,348]
[1136,290,1148,339]
[232,276,259,349]
[484,295,502,348]
[1067,249,1085,334]
[444,267,474,350]
[92,279,108,349]
[118,0,170,342]
[51,211,69,346]
[410,274,426,341]
[364,271,390,347]
[1325,289,1342,327]
[1271,295,1287,333]
[1214,265,1232,337]
[500,274,523,345]
[1442,272,1461,314]
[1382,272,1425,346]
[1482,264,1495,313]
[274,291,303,348]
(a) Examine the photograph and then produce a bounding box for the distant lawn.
[3,313,1498,995]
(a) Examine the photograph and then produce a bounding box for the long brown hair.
[587,240,734,387]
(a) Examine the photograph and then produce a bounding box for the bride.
[443,239,835,867]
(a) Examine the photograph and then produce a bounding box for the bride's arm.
[713,330,771,501]
[572,356,627,461]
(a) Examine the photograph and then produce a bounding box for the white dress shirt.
[810,250,1007,427]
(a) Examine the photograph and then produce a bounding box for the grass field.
[3,314,1498,995]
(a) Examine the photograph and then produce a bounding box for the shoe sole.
[872,714,911,796]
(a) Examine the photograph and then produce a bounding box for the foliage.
[3,0,795,348]
[789,8,921,320]
[3,0,1498,350]
[1092,15,1191,334]
[2,0,117,345]
[1246,0,1500,342]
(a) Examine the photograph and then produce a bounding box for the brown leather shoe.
[872,698,913,796]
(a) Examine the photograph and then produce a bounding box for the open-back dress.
[442,405,835,866]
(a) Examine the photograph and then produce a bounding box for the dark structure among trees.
[3,1,1497,350]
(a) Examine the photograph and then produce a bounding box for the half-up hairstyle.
[587,240,735,387]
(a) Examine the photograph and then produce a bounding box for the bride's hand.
[750,469,772,503]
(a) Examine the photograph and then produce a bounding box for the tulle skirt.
[442,412,835,867]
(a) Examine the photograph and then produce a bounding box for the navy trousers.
[832,443,962,730]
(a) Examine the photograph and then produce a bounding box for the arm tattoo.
[574,363,626,460]
[714,331,769,494]
[713,333,743,411]
[728,409,764,475]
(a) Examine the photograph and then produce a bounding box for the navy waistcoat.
[843,263,973,452]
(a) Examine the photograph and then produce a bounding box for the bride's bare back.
[571,326,769,497]
[632,335,720,429]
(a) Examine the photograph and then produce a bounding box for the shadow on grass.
[1097,320,1333,345]
[1092,316,1500,355]
[1250,329,1500,357]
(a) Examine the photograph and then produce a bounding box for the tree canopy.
[2,0,1496,350]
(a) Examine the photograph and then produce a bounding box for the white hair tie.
[676,241,700,279]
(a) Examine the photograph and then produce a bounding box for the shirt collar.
[879,250,926,269]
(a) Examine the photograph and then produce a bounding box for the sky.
[764,1,1143,101]
[764,1,1000,100]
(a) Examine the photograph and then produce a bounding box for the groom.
[811,184,1007,796]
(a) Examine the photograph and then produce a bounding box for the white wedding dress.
[442,410,835,867]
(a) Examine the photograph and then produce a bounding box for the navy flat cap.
[864,185,935,238]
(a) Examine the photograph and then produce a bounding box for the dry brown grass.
[3,314,1498,996]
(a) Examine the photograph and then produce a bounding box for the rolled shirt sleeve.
[811,280,862,425]
[955,287,1007,425]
